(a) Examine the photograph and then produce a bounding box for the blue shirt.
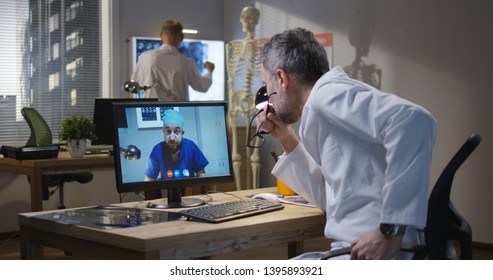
[145,138,209,180]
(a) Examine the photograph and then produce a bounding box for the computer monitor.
[92,98,157,146]
[112,100,233,208]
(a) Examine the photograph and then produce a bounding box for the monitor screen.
[129,36,225,101]
[112,101,233,208]
[92,98,157,146]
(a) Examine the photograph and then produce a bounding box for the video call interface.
[114,102,231,189]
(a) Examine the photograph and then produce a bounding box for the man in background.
[132,19,215,101]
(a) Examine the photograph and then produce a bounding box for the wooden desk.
[0,152,114,211]
[19,188,325,259]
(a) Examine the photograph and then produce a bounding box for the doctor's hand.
[204,61,215,73]
[350,229,403,260]
[256,105,299,154]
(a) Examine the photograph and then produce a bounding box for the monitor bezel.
[92,98,158,146]
[111,100,234,195]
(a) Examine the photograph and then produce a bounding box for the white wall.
[1,0,492,245]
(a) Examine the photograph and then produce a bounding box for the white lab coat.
[131,44,212,101]
[272,66,437,246]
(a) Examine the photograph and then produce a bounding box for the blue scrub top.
[145,138,209,180]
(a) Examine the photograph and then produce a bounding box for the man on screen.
[144,109,209,181]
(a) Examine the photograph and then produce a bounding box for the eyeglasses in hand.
[247,86,276,148]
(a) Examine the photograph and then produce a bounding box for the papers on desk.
[86,144,113,151]
[57,144,112,155]
[85,144,113,155]
[279,196,317,208]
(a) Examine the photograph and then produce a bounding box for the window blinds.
[0,0,102,146]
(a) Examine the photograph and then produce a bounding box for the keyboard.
[179,199,285,223]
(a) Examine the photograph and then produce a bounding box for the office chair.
[321,132,482,260]
[421,132,482,259]
[21,107,94,209]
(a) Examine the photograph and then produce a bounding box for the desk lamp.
[120,145,141,160]
[121,80,182,101]
[121,80,152,97]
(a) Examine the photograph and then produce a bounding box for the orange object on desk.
[277,178,296,196]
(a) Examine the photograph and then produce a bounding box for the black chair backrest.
[425,132,482,259]
[21,107,53,146]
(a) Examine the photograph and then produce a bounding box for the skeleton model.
[226,6,262,190]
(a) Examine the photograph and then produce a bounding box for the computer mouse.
[252,193,280,202]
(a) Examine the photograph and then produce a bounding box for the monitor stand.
[146,188,205,209]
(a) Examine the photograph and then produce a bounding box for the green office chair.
[21,107,93,209]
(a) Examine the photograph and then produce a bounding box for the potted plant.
[58,115,97,158]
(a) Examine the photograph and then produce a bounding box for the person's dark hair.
[161,19,183,38]
[260,28,329,85]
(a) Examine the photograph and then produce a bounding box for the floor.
[1,232,492,260]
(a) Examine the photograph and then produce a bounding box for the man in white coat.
[132,19,215,101]
[256,28,437,259]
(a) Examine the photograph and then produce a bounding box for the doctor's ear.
[275,69,290,90]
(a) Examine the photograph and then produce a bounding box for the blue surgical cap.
[162,109,184,128]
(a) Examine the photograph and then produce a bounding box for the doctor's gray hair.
[260,28,329,86]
